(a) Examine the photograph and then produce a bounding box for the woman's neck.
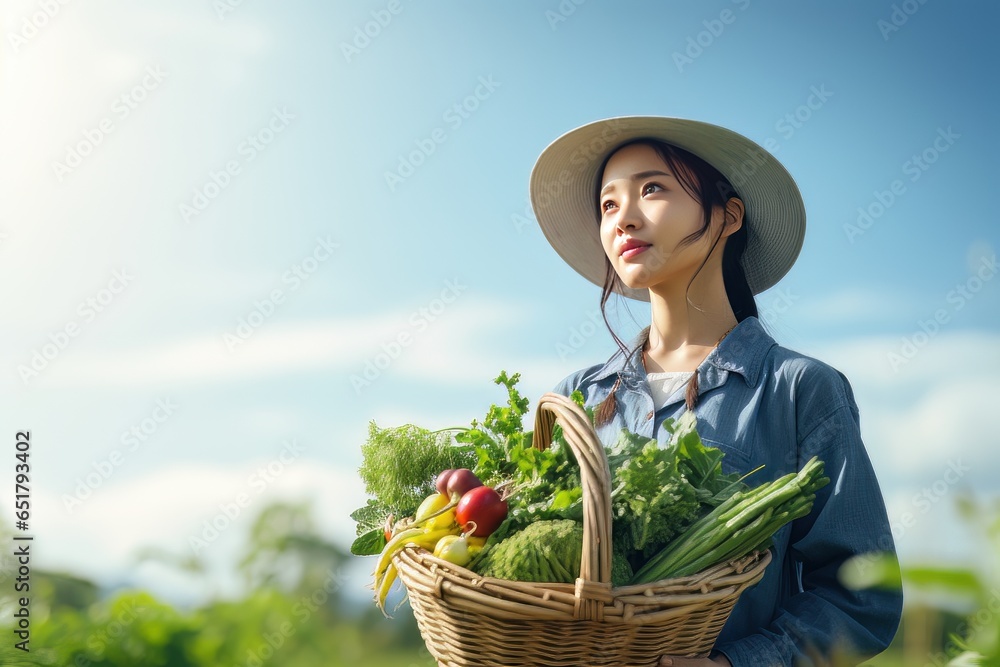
[643,277,737,373]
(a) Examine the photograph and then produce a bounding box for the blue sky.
[1,1,997,607]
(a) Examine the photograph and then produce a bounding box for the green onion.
[630,457,828,584]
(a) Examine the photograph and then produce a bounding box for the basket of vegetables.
[351,373,827,666]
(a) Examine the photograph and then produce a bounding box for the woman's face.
[598,143,725,295]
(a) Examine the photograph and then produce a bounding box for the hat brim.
[529,116,806,301]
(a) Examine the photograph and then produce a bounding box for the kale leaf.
[608,430,699,561]
[668,411,748,509]
[605,412,749,566]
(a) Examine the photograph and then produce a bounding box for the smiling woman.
[530,116,904,666]
[594,140,755,393]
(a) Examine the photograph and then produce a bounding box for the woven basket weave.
[393,392,771,666]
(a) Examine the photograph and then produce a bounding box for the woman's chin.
[618,278,650,292]
[614,268,657,292]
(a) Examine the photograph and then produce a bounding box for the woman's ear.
[722,197,745,237]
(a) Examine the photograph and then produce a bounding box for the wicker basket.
[393,392,771,666]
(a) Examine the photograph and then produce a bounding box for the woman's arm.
[713,370,903,666]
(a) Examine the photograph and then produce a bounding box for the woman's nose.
[616,197,642,232]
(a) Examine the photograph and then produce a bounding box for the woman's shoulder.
[763,340,859,417]
[551,361,614,397]
[724,317,855,403]
[551,333,642,397]
[767,342,847,382]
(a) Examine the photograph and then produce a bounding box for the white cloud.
[388,307,572,387]
[865,375,996,477]
[813,329,1000,390]
[783,287,906,324]
[806,331,1000,489]
[17,457,367,604]
[883,489,995,589]
[32,298,572,390]
[35,319,367,388]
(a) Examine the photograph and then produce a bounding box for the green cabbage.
[474,520,633,587]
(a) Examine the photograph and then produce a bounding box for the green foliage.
[239,501,349,595]
[671,411,749,507]
[350,526,388,557]
[609,429,700,560]
[607,412,747,565]
[462,377,587,563]
[0,502,435,666]
[456,370,532,487]
[843,495,1000,666]
[355,421,476,534]
[474,519,635,587]
[28,591,198,666]
[349,498,393,538]
[32,570,100,613]
[350,372,529,548]
[476,519,584,583]
[457,378,747,577]
[20,587,433,667]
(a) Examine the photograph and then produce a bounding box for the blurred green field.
[2,498,995,666]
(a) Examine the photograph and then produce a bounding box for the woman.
[529,117,902,667]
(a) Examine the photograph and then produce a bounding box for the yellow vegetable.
[432,534,483,567]
[370,496,467,615]
[414,492,457,530]
[372,526,424,585]
[372,526,457,614]
[375,562,398,615]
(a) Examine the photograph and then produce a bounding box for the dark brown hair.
[593,139,757,425]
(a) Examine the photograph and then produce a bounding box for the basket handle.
[532,392,613,620]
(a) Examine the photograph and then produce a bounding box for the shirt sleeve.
[714,368,903,666]
[550,366,592,398]
[551,373,575,397]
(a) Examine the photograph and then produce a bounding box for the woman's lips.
[621,244,651,260]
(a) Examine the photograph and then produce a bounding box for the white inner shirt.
[645,371,695,408]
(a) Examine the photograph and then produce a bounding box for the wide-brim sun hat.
[529,116,806,301]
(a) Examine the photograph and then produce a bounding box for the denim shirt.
[552,316,902,666]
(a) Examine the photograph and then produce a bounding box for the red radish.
[383,515,394,542]
[455,485,508,537]
[435,469,455,496]
[446,468,483,498]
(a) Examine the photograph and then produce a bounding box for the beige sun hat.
[528,116,806,301]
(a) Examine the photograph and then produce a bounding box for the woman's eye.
[601,199,617,213]
[643,182,664,195]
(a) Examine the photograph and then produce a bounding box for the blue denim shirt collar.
[590,316,775,388]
